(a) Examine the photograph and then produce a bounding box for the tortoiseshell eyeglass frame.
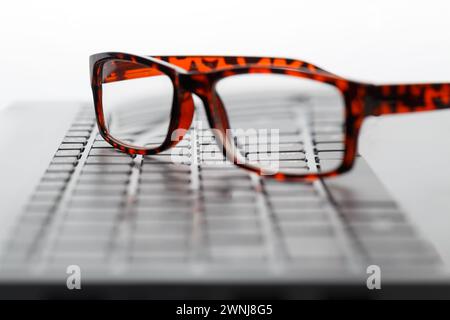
[90,52,450,182]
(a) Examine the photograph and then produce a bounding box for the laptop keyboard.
[0,105,442,281]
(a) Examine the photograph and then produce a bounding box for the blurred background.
[1,0,450,108]
[1,0,450,262]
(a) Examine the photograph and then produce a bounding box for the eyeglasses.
[90,52,450,181]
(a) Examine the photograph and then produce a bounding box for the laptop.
[0,95,448,299]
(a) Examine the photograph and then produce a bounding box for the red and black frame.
[90,52,450,181]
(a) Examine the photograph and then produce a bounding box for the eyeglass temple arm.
[364,83,450,116]
[101,56,336,83]
[152,56,336,75]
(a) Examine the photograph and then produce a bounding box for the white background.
[1,0,450,107]
[1,0,450,263]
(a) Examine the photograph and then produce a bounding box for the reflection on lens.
[101,60,174,149]
[215,74,345,175]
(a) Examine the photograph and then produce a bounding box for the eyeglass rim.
[89,52,364,181]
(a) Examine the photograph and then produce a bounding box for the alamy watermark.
[66,265,82,290]
[169,121,282,175]
[64,264,381,291]
[366,265,381,290]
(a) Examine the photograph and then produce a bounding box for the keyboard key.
[248,152,306,161]
[77,174,129,184]
[275,210,329,222]
[85,156,133,165]
[42,172,72,181]
[83,164,131,174]
[351,222,416,238]
[64,210,119,222]
[317,151,344,160]
[209,247,266,261]
[89,148,128,156]
[62,137,87,144]
[72,119,95,126]
[137,197,192,207]
[202,179,253,190]
[141,163,190,173]
[47,164,75,172]
[82,164,131,174]
[315,143,344,151]
[140,175,190,184]
[74,186,126,196]
[342,209,405,223]
[270,198,324,209]
[58,143,85,150]
[91,141,112,148]
[206,217,259,231]
[279,222,335,238]
[138,184,191,193]
[55,150,80,157]
[135,221,190,234]
[51,156,78,165]
[313,134,344,143]
[69,198,124,208]
[36,180,67,191]
[208,232,263,246]
[284,238,342,258]
[135,210,192,222]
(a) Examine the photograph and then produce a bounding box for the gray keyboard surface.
[0,106,442,282]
